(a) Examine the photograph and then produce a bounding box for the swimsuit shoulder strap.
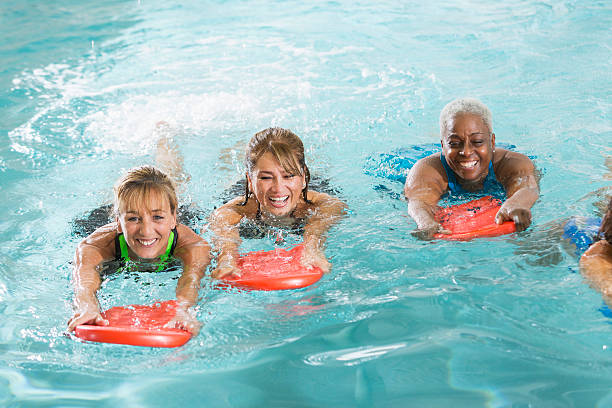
[482,159,506,195]
[486,160,496,182]
[440,153,461,194]
[154,228,178,272]
[115,233,130,262]
[166,228,179,257]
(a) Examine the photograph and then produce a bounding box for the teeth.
[460,161,477,169]
[138,239,156,246]
[270,196,288,202]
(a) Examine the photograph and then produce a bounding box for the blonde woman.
[67,165,210,334]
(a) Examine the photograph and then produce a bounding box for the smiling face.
[441,112,496,184]
[116,189,177,260]
[248,151,306,219]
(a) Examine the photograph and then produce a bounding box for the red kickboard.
[221,244,323,290]
[433,196,516,241]
[75,300,191,348]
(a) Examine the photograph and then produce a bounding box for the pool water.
[2,0,612,406]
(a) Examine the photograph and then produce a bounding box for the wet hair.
[598,197,612,245]
[440,97,493,136]
[113,165,178,217]
[241,127,311,206]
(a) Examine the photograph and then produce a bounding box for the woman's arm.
[67,227,115,331]
[301,192,347,272]
[209,198,248,278]
[494,151,539,231]
[403,156,449,239]
[580,241,612,305]
[173,225,211,305]
[166,224,211,334]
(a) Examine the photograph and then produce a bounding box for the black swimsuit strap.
[168,227,178,255]
[114,233,121,261]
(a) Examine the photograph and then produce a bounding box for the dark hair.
[598,197,612,245]
[240,127,311,206]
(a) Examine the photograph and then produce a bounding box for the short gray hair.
[439,97,493,136]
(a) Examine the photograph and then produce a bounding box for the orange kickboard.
[75,300,191,348]
[221,244,323,290]
[433,196,516,241]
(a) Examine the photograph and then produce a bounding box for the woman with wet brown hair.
[209,127,346,279]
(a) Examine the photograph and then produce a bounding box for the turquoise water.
[1,0,612,406]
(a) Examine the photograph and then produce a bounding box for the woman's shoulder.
[305,189,344,204]
[84,222,117,241]
[211,196,257,223]
[580,241,612,278]
[419,151,443,164]
[176,222,198,237]
[301,190,347,218]
[305,189,329,201]
[175,223,209,248]
[78,222,118,258]
[494,148,533,165]
[410,152,444,175]
[584,240,612,258]
[493,148,535,176]
[405,152,446,192]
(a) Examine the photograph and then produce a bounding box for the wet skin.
[247,151,306,222]
[404,111,539,237]
[117,193,177,260]
[441,112,496,191]
[211,150,346,278]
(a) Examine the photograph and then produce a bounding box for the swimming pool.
[1,0,611,406]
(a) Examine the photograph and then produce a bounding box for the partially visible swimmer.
[404,97,539,238]
[209,127,346,278]
[580,198,612,305]
[67,165,210,334]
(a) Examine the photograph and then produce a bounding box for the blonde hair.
[242,127,311,205]
[440,97,493,135]
[113,165,178,216]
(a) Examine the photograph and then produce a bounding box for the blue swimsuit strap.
[440,153,497,195]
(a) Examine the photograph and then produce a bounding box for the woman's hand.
[164,303,201,335]
[301,242,331,273]
[412,219,451,240]
[495,156,539,232]
[495,202,532,232]
[67,301,108,332]
[212,256,241,279]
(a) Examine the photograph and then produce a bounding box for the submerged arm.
[301,192,347,273]
[167,225,211,334]
[173,226,211,305]
[67,238,110,331]
[403,157,449,239]
[495,152,539,231]
[209,199,245,278]
[580,241,612,306]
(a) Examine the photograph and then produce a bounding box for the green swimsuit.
[114,228,178,272]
